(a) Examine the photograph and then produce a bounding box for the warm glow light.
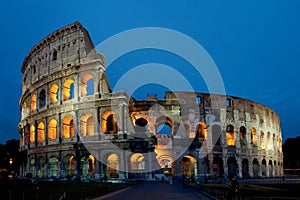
[37,122,45,142]
[62,116,74,138]
[251,128,257,144]
[30,125,35,143]
[48,119,57,140]
[31,94,36,111]
[50,84,59,104]
[80,114,94,136]
[63,79,74,100]
[80,74,94,97]
[226,125,235,146]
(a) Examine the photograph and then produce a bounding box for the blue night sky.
[0,0,299,143]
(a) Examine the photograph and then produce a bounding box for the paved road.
[94,181,214,200]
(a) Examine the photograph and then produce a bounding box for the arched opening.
[196,122,207,139]
[81,155,95,178]
[31,94,37,112]
[80,74,94,97]
[30,125,35,144]
[48,119,57,140]
[62,116,75,138]
[63,79,74,100]
[251,128,257,144]
[227,157,238,178]
[25,98,30,114]
[274,161,277,176]
[52,50,57,61]
[158,156,174,176]
[181,155,196,177]
[37,157,46,178]
[64,155,75,177]
[37,122,45,142]
[252,159,259,177]
[50,84,59,104]
[80,114,94,136]
[30,158,35,176]
[269,160,273,177]
[212,125,221,146]
[261,159,267,177]
[240,126,246,141]
[242,159,249,178]
[102,111,118,134]
[49,157,59,177]
[25,128,29,145]
[134,118,148,133]
[129,153,145,179]
[155,116,172,135]
[260,131,265,149]
[212,156,224,177]
[226,125,235,146]
[39,89,46,108]
[106,154,119,178]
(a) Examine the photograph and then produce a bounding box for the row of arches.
[225,125,282,150]
[212,157,283,178]
[23,74,95,114]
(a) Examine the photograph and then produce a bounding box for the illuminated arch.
[102,111,118,134]
[155,116,172,135]
[226,125,235,146]
[62,116,75,138]
[63,79,74,100]
[130,153,145,172]
[196,122,207,139]
[48,119,57,140]
[182,155,196,176]
[80,114,94,136]
[80,73,94,97]
[50,84,59,104]
[260,131,265,149]
[64,155,75,176]
[25,98,30,114]
[134,117,148,133]
[31,94,37,111]
[49,157,59,177]
[251,128,257,144]
[37,122,45,142]
[30,125,35,144]
[107,153,119,178]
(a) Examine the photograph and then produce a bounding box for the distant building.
[18,22,283,180]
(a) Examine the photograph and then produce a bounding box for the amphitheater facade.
[18,22,283,181]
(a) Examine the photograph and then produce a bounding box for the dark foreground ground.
[1,178,300,200]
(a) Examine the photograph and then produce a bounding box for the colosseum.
[18,22,283,181]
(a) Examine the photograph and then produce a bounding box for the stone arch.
[129,153,145,179]
[155,116,172,135]
[29,158,35,176]
[102,111,118,134]
[242,159,249,178]
[80,73,94,97]
[48,119,57,140]
[261,159,267,177]
[212,156,224,177]
[181,155,197,177]
[80,113,94,136]
[157,155,174,176]
[63,154,75,177]
[106,153,120,178]
[49,156,59,177]
[269,160,273,177]
[252,158,259,177]
[134,117,148,133]
[227,156,238,178]
[39,89,46,108]
[81,155,95,178]
[31,93,37,112]
[226,125,235,146]
[251,128,257,144]
[37,122,45,142]
[196,122,207,139]
[260,131,265,149]
[37,156,46,178]
[30,124,35,144]
[240,126,246,141]
[63,79,74,100]
[62,116,75,138]
[50,83,59,104]
[212,124,222,146]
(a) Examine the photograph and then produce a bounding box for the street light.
[9,158,13,166]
